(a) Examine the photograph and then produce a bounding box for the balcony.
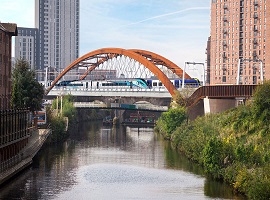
[239,32,244,38]
[239,38,243,44]
[239,26,243,32]
[240,7,244,13]
[253,51,257,60]
[253,38,258,44]
[253,25,258,31]
[222,41,227,46]
[254,0,258,6]
[223,4,228,9]
[253,13,258,18]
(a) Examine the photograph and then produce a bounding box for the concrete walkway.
[0,129,51,185]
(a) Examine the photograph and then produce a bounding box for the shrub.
[252,80,270,123]
[50,116,67,142]
[202,137,225,178]
[159,106,187,138]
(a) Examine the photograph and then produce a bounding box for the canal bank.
[0,129,51,185]
[155,102,270,199]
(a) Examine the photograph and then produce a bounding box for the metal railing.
[0,129,51,174]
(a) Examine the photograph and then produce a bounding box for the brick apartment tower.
[208,0,270,85]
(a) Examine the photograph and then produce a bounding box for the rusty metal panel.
[187,85,258,107]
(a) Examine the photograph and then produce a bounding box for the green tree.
[62,95,76,120]
[160,106,187,137]
[11,58,44,112]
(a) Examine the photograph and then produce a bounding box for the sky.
[0,0,210,79]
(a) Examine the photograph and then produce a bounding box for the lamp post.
[44,67,48,89]
[182,62,205,88]
[236,58,263,85]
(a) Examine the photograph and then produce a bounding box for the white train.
[146,78,201,89]
[52,78,201,90]
[55,78,149,89]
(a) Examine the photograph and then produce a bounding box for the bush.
[252,80,270,123]
[202,137,224,178]
[51,94,76,120]
[50,116,67,142]
[159,106,187,138]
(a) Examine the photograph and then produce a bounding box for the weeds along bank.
[155,81,270,200]
[45,95,104,143]
[45,95,76,143]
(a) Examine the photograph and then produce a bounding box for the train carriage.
[54,77,200,90]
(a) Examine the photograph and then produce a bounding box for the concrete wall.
[188,99,205,121]
[206,98,236,114]
[188,98,238,121]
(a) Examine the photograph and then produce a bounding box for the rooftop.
[0,23,18,35]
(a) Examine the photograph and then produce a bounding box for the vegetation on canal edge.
[46,94,77,143]
[155,81,270,200]
[46,95,101,142]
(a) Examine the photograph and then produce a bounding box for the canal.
[0,121,244,199]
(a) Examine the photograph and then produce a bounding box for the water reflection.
[0,121,244,199]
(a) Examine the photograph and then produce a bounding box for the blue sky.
[0,0,210,79]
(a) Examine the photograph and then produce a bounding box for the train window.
[71,83,83,86]
[158,82,163,86]
[153,82,157,86]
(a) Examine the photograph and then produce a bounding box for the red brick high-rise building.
[208,0,270,85]
[0,23,17,109]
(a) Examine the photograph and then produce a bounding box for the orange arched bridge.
[45,47,191,96]
[45,47,258,109]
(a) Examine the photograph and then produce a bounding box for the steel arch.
[45,47,178,96]
[130,49,191,79]
[79,53,117,80]
[79,49,190,81]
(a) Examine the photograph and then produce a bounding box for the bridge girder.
[46,47,186,97]
[129,49,191,79]
[79,49,189,81]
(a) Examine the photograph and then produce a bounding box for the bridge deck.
[47,85,258,108]
[187,85,257,107]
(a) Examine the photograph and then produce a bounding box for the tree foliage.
[171,90,187,107]
[160,106,187,136]
[51,94,76,120]
[252,80,270,122]
[202,137,224,177]
[11,58,44,112]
